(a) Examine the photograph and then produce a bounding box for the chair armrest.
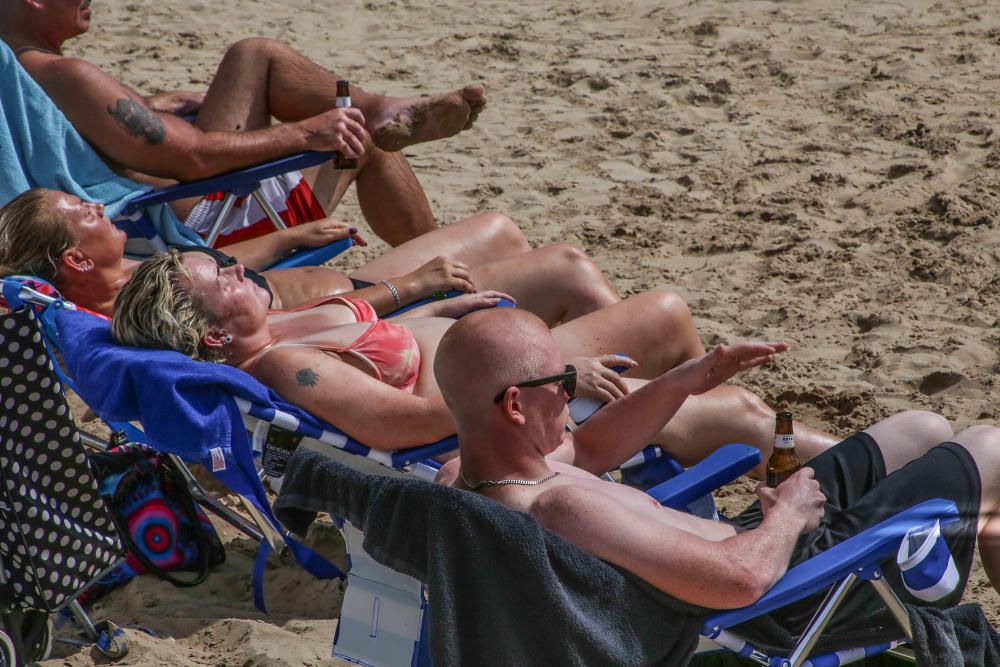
[647,443,761,509]
[127,151,337,208]
[703,498,960,632]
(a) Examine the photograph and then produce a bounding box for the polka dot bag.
[0,307,125,612]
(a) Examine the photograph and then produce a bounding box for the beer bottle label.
[773,434,795,450]
[262,425,304,478]
[335,96,352,108]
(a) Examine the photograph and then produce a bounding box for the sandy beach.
[39,0,1000,662]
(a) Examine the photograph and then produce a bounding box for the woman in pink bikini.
[111,250,837,467]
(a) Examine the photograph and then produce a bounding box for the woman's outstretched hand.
[569,354,638,403]
[671,342,789,396]
[402,256,476,297]
[426,290,515,319]
[288,218,367,249]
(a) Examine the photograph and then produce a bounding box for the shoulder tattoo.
[296,368,320,387]
[106,96,166,145]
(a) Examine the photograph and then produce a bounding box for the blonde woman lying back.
[110,250,837,468]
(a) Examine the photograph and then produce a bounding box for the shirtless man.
[434,309,1000,643]
[0,0,487,246]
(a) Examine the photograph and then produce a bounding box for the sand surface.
[39,0,1000,662]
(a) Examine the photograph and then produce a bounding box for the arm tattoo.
[106,97,166,145]
[296,368,320,387]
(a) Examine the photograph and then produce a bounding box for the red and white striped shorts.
[183,171,327,247]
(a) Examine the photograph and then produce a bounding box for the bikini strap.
[238,341,290,369]
[239,341,343,369]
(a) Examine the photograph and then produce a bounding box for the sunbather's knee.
[863,410,953,464]
[224,36,286,63]
[548,243,594,274]
[475,211,530,255]
[544,243,616,305]
[897,410,953,447]
[953,425,1000,459]
[728,385,772,420]
[641,288,695,333]
[952,425,1000,507]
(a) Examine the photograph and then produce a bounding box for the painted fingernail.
[349,227,359,234]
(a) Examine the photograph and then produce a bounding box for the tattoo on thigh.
[106,97,166,145]
[296,368,320,387]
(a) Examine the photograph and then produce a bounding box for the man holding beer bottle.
[433,309,1000,645]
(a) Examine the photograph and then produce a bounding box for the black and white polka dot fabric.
[0,308,124,612]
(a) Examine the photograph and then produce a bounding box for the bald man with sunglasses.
[433,308,1000,635]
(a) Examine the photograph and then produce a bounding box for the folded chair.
[0,305,131,663]
[0,39,350,270]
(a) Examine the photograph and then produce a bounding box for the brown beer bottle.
[766,411,801,488]
[333,80,359,170]
[261,424,304,480]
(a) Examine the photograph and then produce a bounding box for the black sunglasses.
[493,364,577,404]
[178,245,238,268]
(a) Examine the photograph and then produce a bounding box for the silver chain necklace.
[459,469,560,492]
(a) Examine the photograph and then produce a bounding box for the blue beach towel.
[51,308,336,501]
[52,307,343,606]
[0,40,147,214]
[0,40,194,245]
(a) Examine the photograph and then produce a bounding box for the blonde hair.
[112,250,223,362]
[0,189,76,283]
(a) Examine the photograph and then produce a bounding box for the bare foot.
[371,85,487,152]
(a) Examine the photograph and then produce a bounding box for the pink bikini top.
[240,296,421,393]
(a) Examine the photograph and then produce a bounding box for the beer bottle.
[261,424,304,480]
[334,80,359,170]
[766,410,801,488]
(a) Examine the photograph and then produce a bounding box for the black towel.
[273,447,709,667]
[908,603,1000,667]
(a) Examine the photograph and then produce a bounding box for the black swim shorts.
[730,432,981,653]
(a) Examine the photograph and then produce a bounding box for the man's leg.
[194,37,486,152]
[949,426,1000,591]
[862,410,955,473]
[348,211,531,280]
[307,141,436,246]
[624,382,836,472]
